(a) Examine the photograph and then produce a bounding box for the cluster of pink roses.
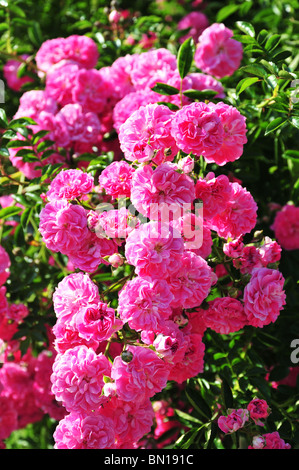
[2,13,290,449]
[218,398,291,449]
[0,245,66,448]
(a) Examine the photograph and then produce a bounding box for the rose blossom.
[178,11,209,43]
[45,169,94,202]
[247,398,270,426]
[98,161,135,200]
[39,199,89,255]
[118,103,178,165]
[271,204,299,251]
[53,411,115,449]
[218,408,249,433]
[51,345,111,413]
[195,172,232,220]
[200,297,248,334]
[170,101,224,159]
[130,162,195,220]
[243,267,286,328]
[111,345,170,403]
[194,23,243,78]
[3,55,34,91]
[0,245,10,287]
[248,431,291,449]
[130,48,177,91]
[118,277,173,332]
[124,221,184,281]
[167,333,205,383]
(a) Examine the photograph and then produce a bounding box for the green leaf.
[289,116,299,129]
[257,29,269,45]
[220,376,234,409]
[236,77,260,95]
[177,37,195,79]
[265,34,281,52]
[0,206,23,219]
[174,409,202,425]
[20,207,33,228]
[183,89,218,99]
[151,82,179,95]
[235,21,255,38]
[282,150,299,161]
[156,101,180,111]
[0,108,8,128]
[0,147,9,157]
[265,117,286,135]
[216,4,239,22]
[239,64,268,78]
[272,50,292,62]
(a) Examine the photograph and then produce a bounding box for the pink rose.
[218,408,249,433]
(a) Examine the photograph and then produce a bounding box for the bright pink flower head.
[171,212,212,258]
[0,396,18,440]
[13,89,57,120]
[118,277,173,332]
[46,169,94,202]
[131,48,177,91]
[271,204,299,251]
[170,101,224,158]
[195,23,243,78]
[130,162,195,220]
[247,398,270,426]
[243,267,286,328]
[167,333,205,383]
[218,408,249,433]
[223,236,244,258]
[72,68,109,113]
[233,245,263,275]
[111,345,169,403]
[258,236,282,266]
[0,245,10,287]
[118,103,178,165]
[124,221,184,281]
[168,251,213,309]
[45,61,80,106]
[195,172,232,220]
[248,431,291,449]
[3,55,34,91]
[204,102,247,165]
[93,207,140,241]
[0,286,9,319]
[74,301,123,343]
[112,90,158,133]
[178,11,209,43]
[36,35,99,74]
[53,411,115,449]
[201,297,248,334]
[55,103,101,144]
[207,182,258,239]
[98,161,135,200]
[51,346,111,413]
[39,199,89,255]
[53,272,100,322]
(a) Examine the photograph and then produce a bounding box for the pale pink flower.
[124,221,184,281]
[130,162,195,220]
[51,346,111,413]
[195,23,243,78]
[170,101,224,158]
[271,204,299,251]
[218,408,249,433]
[118,103,178,165]
[46,169,94,202]
[243,267,286,328]
[53,411,115,449]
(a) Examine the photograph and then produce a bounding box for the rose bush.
[0,0,298,450]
